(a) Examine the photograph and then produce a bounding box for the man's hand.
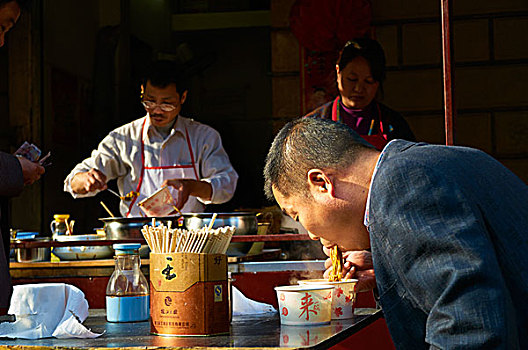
[323,248,376,292]
[70,169,107,194]
[17,157,45,185]
[162,179,212,210]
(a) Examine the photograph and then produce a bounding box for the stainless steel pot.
[181,212,258,257]
[53,234,114,260]
[15,238,51,262]
[100,216,179,240]
[100,212,258,256]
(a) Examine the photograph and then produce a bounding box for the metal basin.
[15,238,51,262]
[53,234,114,260]
[100,212,258,256]
[100,216,179,240]
[181,212,258,256]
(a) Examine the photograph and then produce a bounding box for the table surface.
[0,308,381,349]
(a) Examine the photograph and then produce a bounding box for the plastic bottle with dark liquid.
[106,243,149,322]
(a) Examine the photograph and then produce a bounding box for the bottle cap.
[113,243,141,255]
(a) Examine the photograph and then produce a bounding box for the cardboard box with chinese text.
[150,252,229,336]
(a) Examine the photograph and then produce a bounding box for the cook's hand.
[70,169,107,194]
[162,179,212,210]
[323,248,376,292]
[17,157,45,185]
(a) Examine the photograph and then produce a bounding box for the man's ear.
[307,169,335,197]
[181,90,188,104]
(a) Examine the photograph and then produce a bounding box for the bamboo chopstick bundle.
[140,223,236,254]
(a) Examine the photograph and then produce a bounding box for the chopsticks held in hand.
[141,218,235,254]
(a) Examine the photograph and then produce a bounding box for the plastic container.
[106,243,149,322]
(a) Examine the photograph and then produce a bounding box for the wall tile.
[272,76,300,118]
[375,25,399,67]
[456,113,492,153]
[454,0,528,16]
[499,158,528,184]
[405,114,445,144]
[372,0,438,21]
[495,111,528,155]
[271,30,300,72]
[494,17,528,60]
[455,65,528,109]
[403,23,441,66]
[454,20,490,62]
[383,69,444,111]
[405,112,493,157]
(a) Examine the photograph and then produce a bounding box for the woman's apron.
[126,119,202,217]
[331,97,388,151]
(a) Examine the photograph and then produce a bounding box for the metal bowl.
[181,212,258,256]
[100,212,258,256]
[100,216,179,240]
[53,234,114,260]
[15,238,51,262]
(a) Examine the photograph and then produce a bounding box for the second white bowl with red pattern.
[274,285,334,326]
[298,279,358,320]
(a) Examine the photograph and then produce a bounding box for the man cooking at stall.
[64,60,238,217]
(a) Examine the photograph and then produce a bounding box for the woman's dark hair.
[337,38,386,84]
[142,60,189,95]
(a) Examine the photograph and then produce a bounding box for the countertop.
[0,308,382,349]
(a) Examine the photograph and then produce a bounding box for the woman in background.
[306,38,415,150]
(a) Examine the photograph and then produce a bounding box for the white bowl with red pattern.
[298,279,358,320]
[274,285,334,326]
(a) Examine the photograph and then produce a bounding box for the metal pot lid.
[99,216,179,223]
[14,237,50,243]
[54,234,105,241]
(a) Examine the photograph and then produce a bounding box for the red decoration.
[289,0,372,53]
[282,307,289,316]
[289,0,373,114]
[334,307,343,317]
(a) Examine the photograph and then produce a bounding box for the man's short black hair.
[264,117,374,201]
[142,60,189,96]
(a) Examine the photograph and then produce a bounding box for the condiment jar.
[106,243,149,322]
[50,214,69,237]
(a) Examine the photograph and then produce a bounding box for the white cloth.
[232,286,276,316]
[0,283,102,339]
[64,115,238,216]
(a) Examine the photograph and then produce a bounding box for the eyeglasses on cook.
[141,101,177,112]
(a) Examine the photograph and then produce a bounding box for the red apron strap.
[376,104,387,140]
[331,97,340,122]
